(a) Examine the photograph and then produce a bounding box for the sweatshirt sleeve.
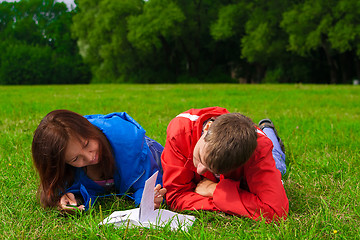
[161,135,219,212]
[66,182,96,210]
[212,138,289,222]
[65,169,105,210]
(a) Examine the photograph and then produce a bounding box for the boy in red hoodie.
[161,107,288,222]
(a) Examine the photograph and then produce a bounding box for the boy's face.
[193,133,211,175]
[193,120,214,175]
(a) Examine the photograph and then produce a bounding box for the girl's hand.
[154,184,167,209]
[59,193,85,212]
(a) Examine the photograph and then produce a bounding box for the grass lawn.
[0,84,359,239]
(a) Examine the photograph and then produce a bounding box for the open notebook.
[99,171,196,231]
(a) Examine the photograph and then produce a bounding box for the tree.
[0,42,53,84]
[126,0,185,82]
[0,2,14,35]
[211,0,312,83]
[72,0,237,83]
[211,1,262,83]
[327,0,360,81]
[0,0,90,85]
[72,0,143,83]
[70,0,360,84]
[210,1,251,82]
[281,0,360,83]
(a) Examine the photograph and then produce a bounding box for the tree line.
[0,0,90,84]
[1,0,360,84]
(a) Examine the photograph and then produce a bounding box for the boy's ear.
[203,120,213,132]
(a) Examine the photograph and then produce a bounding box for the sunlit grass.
[0,84,359,239]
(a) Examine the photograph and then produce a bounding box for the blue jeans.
[145,136,164,175]
[262,128,286,175]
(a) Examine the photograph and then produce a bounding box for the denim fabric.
[262,128,286,175]
[145,136,164,175]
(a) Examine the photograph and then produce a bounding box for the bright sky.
[0,0,76,8]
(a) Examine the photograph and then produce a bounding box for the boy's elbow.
[268,196,289,222]
[263,205,289,223]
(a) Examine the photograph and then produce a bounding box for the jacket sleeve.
[66,182,96,210]
[212,139,289,222]
[161,136,219,212]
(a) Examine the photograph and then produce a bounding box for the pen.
[66,204,78,208]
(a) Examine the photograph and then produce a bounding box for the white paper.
[139,170,157,222]
[99,171,196,231]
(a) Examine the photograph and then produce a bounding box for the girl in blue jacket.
[32,109,166,212]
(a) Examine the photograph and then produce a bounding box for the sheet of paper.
[148,209,196,231]
[99,170,196,231]
[139,171,158,222]
[99,208,140,226]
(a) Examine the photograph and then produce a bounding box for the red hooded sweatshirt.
[161,107,289,222]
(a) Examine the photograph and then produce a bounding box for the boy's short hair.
[204,113,258,174]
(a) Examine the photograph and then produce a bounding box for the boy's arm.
[161,140,219,212]
[212,142,289,222]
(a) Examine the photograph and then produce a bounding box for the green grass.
[1,84,359,239]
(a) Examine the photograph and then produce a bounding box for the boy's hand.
[195,178,217,197]
[59,193,85,212]
[154,184,167,209]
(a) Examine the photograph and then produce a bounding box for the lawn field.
[0,84,359,239]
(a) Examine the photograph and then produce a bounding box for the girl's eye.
[72,156,78,162]
[84,140,89,147]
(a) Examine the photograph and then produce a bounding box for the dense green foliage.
[0,0,90,84]
[1,84,359,238]
[72,0,360,84]
[2,0,360,84]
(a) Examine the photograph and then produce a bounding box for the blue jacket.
[66,112,163,209]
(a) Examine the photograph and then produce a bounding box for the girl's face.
[64,135,100,168]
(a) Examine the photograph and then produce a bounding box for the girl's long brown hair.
[32,110,114,208]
